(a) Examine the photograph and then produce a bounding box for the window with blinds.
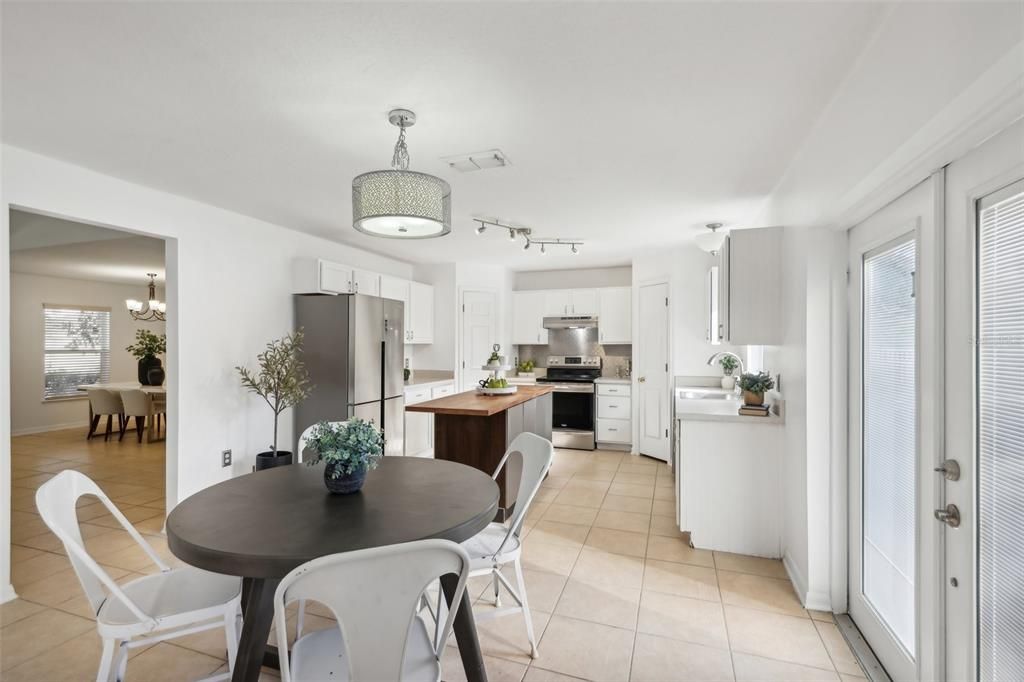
[42,305,111,400]
[977,179,1024,682]
[862,235,917,656]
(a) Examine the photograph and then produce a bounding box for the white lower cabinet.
[595,382,632,447]
[677,418,783,557]
[404,382,453,457]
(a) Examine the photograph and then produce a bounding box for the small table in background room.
[77,381,166,442]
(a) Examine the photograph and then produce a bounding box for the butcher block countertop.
[405,384,554,417]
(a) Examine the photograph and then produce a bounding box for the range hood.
[543,315,598,330]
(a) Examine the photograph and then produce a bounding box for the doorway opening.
[7,208,175,603]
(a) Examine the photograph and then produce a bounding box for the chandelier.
[125,273,166,322]
[352,109,451,239]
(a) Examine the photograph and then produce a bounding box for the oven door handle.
[550,384,595,393]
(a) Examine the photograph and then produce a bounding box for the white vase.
[721,375,736,390]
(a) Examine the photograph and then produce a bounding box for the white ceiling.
[10,210,165,285]
[1,2,1016,270]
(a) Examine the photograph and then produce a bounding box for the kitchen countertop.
[595,377,631,385]
[675,387,784,424]
[406,385,554,417]
[403,370,455,390]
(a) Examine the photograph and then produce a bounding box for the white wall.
[632,244,748,378]
[9,272,166,435]
[514,266,632,290]
[409,263,457,371]
[1,144,415,601]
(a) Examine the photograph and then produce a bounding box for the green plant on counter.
[125,330,166,359]
[739,371,775,395]
[303,418,383,478]
[236,329,312,453]
[718,355,738,376]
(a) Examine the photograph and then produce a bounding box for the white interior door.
[848,176,942,682]
[943,118,1024,682]
[637,282,669,461]
[460,290,497,391]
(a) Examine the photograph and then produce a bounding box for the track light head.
[508,228,516,241]
[571,243,579,254]
[523,239,530,251]
[475,224,486,235]
[540,243,547,255]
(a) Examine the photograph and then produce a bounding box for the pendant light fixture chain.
[391,125,410,170]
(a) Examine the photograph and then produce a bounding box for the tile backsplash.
[514,343,631,378]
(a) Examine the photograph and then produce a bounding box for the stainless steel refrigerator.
[294,294,405,458]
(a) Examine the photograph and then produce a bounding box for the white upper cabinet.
[570,289,599,316]
[717,226,782,345]
[296,259,433,345]
[352,268,380,297]
[542,289,600,316]
[408,281,434,344]
[543,290,573,316]
[598,287,631,343]
[513,291,549,345]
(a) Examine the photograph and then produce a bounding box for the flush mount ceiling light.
[473,218,582,256]
[694,223,727,255]
[125,273,166,322]
[352,109,451,239]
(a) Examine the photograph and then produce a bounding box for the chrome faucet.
[706,351,744,378]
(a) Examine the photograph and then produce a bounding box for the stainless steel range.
[537,355,601,450]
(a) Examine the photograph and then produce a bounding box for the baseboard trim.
[1,583,18,604]
[784,551,833,611]
[11,421,89,437]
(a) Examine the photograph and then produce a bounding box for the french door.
[943,118,1024,682]
[850,117,1024,681]
[848,176,942,681]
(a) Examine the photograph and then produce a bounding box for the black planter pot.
[324,462,367,494]
[255,450,293,471]
[146,365,166,386]
[138,356,163,386]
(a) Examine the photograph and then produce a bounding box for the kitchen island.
[406,385,553,516]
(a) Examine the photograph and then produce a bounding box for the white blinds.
[978,179,1024,682]
[862,236,917,656]
[43,305,111,400]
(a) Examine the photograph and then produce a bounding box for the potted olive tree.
[237,330,312,470]
[739,371,775,406]
[303,419,384,494]
[718,354,738,390]
[126,330,167,386]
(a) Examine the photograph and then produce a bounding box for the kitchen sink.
[677,389,737,400]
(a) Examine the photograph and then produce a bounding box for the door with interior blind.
[848,176,942,681]
[943,118,1024,682]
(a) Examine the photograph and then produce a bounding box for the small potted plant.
[739,371,775,406]
[237,330,312,470]
[303,418,384,494]
[487,343,505,368]
[126,330,167,386]
[718,355,738,390]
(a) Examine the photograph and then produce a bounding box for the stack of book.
[738,403,771,417]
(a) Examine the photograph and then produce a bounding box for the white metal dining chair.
[274,539,470,682]
[292,419,349,638]
[35,471,243,682]
[87,389,124,441]
[431,431,553,658]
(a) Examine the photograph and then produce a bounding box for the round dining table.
[166,457,499,682]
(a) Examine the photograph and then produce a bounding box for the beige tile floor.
[2,434,867,681]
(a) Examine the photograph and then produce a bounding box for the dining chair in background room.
[119,389,160,443]
[293,419,349,638]
[35,470,243,682]
[274,539,470,682]
[87,389,124,441]
[430,431,553,658]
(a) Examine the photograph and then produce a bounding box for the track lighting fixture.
[472,218,584,256]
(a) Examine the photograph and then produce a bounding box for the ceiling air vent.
[443,149,509,172]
